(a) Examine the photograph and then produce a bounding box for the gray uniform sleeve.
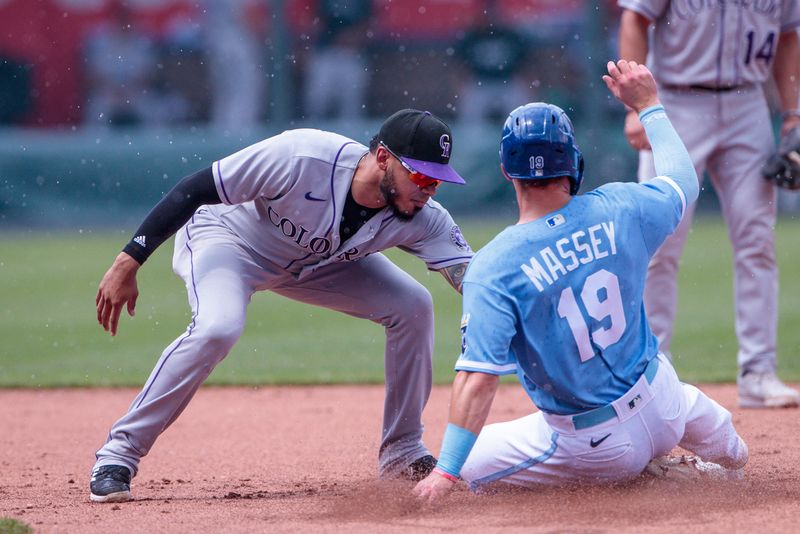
[398,201,473,270]
[782,3,800,31]
[212,130,299,204]
[617,0,667,21]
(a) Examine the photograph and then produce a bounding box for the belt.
[571,358,659,431]
[661,83,753,93]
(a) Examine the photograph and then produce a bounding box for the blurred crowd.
[0,0,622,129]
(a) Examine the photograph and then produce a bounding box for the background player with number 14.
[414,60,747,500]
[618,0,800,408]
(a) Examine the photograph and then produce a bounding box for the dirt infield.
[1,384,799,533]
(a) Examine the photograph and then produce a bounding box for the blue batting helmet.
[500,102,584,195]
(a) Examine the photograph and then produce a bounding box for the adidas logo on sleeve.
[133,236,146,247]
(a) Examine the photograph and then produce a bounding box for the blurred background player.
[82,0,159,127]
[617,1,800,408]
[301,0,372,121]
[202,0,266,131]
[454,2,530,123]
[413,60,747,501]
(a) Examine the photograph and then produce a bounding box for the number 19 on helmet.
[500,103,584,195]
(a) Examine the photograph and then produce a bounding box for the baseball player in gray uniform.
[618,0,800,408]
[90,109,474,502]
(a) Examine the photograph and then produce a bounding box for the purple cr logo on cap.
[440,134,451,158]
[377,109,466,185]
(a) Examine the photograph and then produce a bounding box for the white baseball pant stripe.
[460,355,747,489]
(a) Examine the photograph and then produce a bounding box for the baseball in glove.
[762,126,800,190]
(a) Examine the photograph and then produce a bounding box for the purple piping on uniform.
[284,252,313,271]
[284,143,354,271]
[325,142,356,236]
[133,216,200,410]
[216,160,233,204]
[427,255,473,267]
[715,5,725,88]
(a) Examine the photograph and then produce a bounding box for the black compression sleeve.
[122,166,221,264]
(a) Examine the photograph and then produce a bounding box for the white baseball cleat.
[643,455,744,482]
[737,371,800,409]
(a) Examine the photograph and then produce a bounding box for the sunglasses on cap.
[380,142,442,190]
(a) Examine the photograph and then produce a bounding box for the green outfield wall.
[0,118,742,229]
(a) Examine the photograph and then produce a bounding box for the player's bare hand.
[412,470,457,504]
[603,59,660,113]
[96,252,140,336]
[624,110,652,151]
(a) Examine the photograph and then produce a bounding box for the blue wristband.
[436,423,478,478]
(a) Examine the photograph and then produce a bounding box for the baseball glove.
[762,126,800,190]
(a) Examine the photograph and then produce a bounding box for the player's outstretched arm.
[95,166,221,336]
[96,252,140,336]
[437,262,469,294]
[121,167,221,265]
[413,371,499,504]
[603,60,699,205]
[602,60,659,113]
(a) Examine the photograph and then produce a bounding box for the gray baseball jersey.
[94,128,473,481]
[620,0,800,86]
[210,128,472,277]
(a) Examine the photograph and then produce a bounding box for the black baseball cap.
[377,109,466,184]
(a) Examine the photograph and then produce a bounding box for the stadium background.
[2,5,800,531]
[2,0,657,228]
[1,0,798,388]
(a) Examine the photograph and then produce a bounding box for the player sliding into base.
[414,60,748,502]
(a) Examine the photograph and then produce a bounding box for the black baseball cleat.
[402,454,438,482]
[90,465,133,503]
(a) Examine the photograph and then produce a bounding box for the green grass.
[0,518,32,534]
[669,216,800,382]
[1,215,799,387]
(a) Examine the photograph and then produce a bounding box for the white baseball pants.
[460,355,747,489]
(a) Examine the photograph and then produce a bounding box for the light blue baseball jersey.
[455,107,695,416]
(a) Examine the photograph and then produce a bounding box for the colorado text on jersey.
[521,221,617,291]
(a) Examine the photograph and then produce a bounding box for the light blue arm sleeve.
[639,105,699,206]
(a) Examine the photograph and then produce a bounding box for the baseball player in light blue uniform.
[91,109,473,502]
[414,61,747,500]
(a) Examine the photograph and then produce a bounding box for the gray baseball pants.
[638,84,778,374]
[94,208,434,477]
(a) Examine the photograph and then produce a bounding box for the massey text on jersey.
[521,221,617,292]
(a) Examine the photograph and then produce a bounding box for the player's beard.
[379,167,421,221]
